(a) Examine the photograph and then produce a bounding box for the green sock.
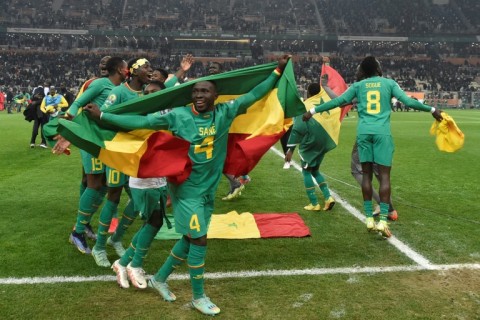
[312,170,331,199]
[380,202,389,222]
[110,199,136,242]
[75,188,99,234]
[94,199,118,250]
[364,200,373,218]
[91,186,107,216]
[302,170,318,205]
[130,223,160,268]
[188,244,207,300]
[119,241,137,267]
[154,237,189,283]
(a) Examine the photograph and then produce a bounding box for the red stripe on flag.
[224,131,285,176]
[252,213,311,238]
[321,64,351,121]
[137,131,192,184]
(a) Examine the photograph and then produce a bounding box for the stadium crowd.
[1,49,478,106]
[1,0,478,35]
[1,0,478,107]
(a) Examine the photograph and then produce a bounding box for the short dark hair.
[205,80,217,90]
[155,68,169,79]
[307,83,320,97]
[359,56,382,78]
[106,57,125,75]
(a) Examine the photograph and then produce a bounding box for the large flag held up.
[321,64,351,121]
[299,64,350,153]
[57,61,305,182]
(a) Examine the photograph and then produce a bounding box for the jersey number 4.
[194,136,214,159]
[190,214,201,232]
[366,90,381,114]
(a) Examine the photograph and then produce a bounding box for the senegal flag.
[57,61,304,181]
[321,64,350,121]
[296,64,350,153]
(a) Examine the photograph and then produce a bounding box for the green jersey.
[101,71,280,198]
[314,76,431,135]
[67,77,116,117]
[101,82,143,110]
[164,76,179,88]
[287,116,330,167]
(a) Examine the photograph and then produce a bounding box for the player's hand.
[52,135,71,155]
[63,112,74,120]
[302,111,313,121]
[320,74,329,87]
[180,54,194,72]
[83,103,101,119]
[277,54,292,72]
[285,149,293,162]
[432,109,443,122]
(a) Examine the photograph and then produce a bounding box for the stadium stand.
[0,0,478,107]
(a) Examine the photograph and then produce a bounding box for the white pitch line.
[269,146,434,269]
[1,146,475,286]
[2,264,479,285]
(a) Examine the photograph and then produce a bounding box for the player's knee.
[148,210,164,228]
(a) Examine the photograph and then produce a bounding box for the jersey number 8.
[366,90,381,114]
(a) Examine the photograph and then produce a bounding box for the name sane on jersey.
[199,125,216,136]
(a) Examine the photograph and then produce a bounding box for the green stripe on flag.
[58,61,305,163]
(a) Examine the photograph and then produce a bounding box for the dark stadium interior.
[0,0,479,107]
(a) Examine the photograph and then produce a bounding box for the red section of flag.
[223,131,285,176]
[321,64,351,121]
[252,213,311,238]
[137,131,192,184]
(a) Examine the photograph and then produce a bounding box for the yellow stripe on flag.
[228,88,287,136]
[304,89,342,145]
[207,211,261,239]
[99,129,169,177]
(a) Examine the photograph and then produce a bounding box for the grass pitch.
[1,109,479,319]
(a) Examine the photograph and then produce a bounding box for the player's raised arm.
[235,54,291,114]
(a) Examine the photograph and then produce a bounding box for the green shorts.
[357,134,394,166]
[301,160,322,172]
[131,186,167,220]
[300,152,325,170]
[80,149,105,174]
[170,193,214,238]
[106,166,128,187]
